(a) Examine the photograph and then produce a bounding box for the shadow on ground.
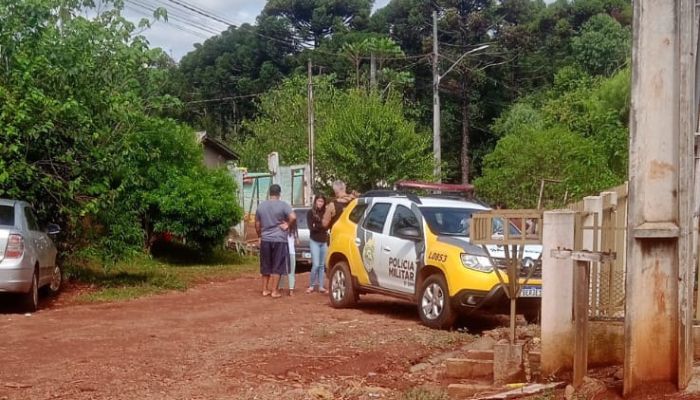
[150,240,244,266]
[0,291,59,314]
[351,295,513,333]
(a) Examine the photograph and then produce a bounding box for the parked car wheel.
[21,269,39,313]
[418,274,456,330]
[329,261,357,308]
[48,265,62,295]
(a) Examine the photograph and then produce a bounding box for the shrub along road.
[0,272,478,400]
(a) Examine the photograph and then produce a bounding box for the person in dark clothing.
[306,194,329,293]
[322,180,356,230]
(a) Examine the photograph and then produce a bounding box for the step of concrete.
[447,383,493,399]
[446,358,494,379]
[466,349,494,361]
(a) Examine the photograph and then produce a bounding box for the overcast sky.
[118,0,391,61]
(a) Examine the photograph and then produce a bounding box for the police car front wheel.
[418,274,456,330]
[329,261,357,308]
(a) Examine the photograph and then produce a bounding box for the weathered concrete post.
[624,0,695,393]
[267,152,280,184]
[541,210,576,375]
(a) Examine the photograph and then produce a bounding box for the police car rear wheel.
[418,274,456,330]
[329,261,357,308]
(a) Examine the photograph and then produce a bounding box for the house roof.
[196,131,239,160]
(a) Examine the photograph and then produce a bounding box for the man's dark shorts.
[260,241,289,276]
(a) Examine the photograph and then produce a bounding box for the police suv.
[325,191,542,329]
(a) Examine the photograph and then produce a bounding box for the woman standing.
[306,194,329,294]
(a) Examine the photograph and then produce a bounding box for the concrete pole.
[307,59,315,189]
[267,152,280,185]
[370,52,377,90]
[540,210,576,375]
[432,10,441,182]
[624,0,695,393]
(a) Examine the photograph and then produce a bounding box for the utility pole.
[432,8,488,183]
[307,59,315,191]
[432,10,441,182]
[623,0,696,393]
[370,52,377,90]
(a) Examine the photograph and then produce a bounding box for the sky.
[119,0,392,61]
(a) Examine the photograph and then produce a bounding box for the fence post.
[541,210,577,375]
[583,196,602,317]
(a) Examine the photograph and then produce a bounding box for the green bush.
[474,127,618,209]
[0,1,242,263]
[150,167,242,250]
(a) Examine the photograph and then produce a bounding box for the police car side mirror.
[395,227,421,241]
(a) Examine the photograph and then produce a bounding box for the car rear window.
[0,206,14,226]
[294,209,309,229]
[363,203,391,233]
[349,203,368,223]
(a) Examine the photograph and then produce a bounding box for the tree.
[177,23,294,140]
[261,0,372,47]
[474,127,618,209]
[478,65,630,207]
[571,14,630,76]
[241,76,432,191]
[316,90,433,191]
[0,0,242,261]
[342,40,370,87]
[240,75,338,170]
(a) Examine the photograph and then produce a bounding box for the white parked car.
[0,200,62,311]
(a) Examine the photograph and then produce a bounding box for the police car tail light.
[460,254,493,273]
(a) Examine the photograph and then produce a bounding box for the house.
[195,131,239,169]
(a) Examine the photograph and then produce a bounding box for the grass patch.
[402,387,448,400]
[64,243,258,303]
[417,330,474,349]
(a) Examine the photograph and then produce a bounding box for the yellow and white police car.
[326,191,542,329]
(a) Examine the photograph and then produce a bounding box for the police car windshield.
[419,207,476,237]
[419,207,520,237]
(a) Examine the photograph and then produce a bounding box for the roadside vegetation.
[63,242,257,303]
[0,0,242,268]
[1,0,632,278]
[177,0,632,208]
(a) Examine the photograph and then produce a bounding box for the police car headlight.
[460,254,493,273]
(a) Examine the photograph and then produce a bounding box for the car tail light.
[5,234,24,259]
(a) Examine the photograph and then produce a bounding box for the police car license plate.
[520,285,541,298]
[302,252,312,259]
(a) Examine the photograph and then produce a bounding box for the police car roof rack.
[360,190,422,204]
[393,180,477,201]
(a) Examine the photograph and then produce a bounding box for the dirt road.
[0,272,478,400]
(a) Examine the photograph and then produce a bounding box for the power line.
[183,93,264,105]
[124,4,211,39]
[164,0,236,27]
[127,0,432,68]
[125,0,221,36]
